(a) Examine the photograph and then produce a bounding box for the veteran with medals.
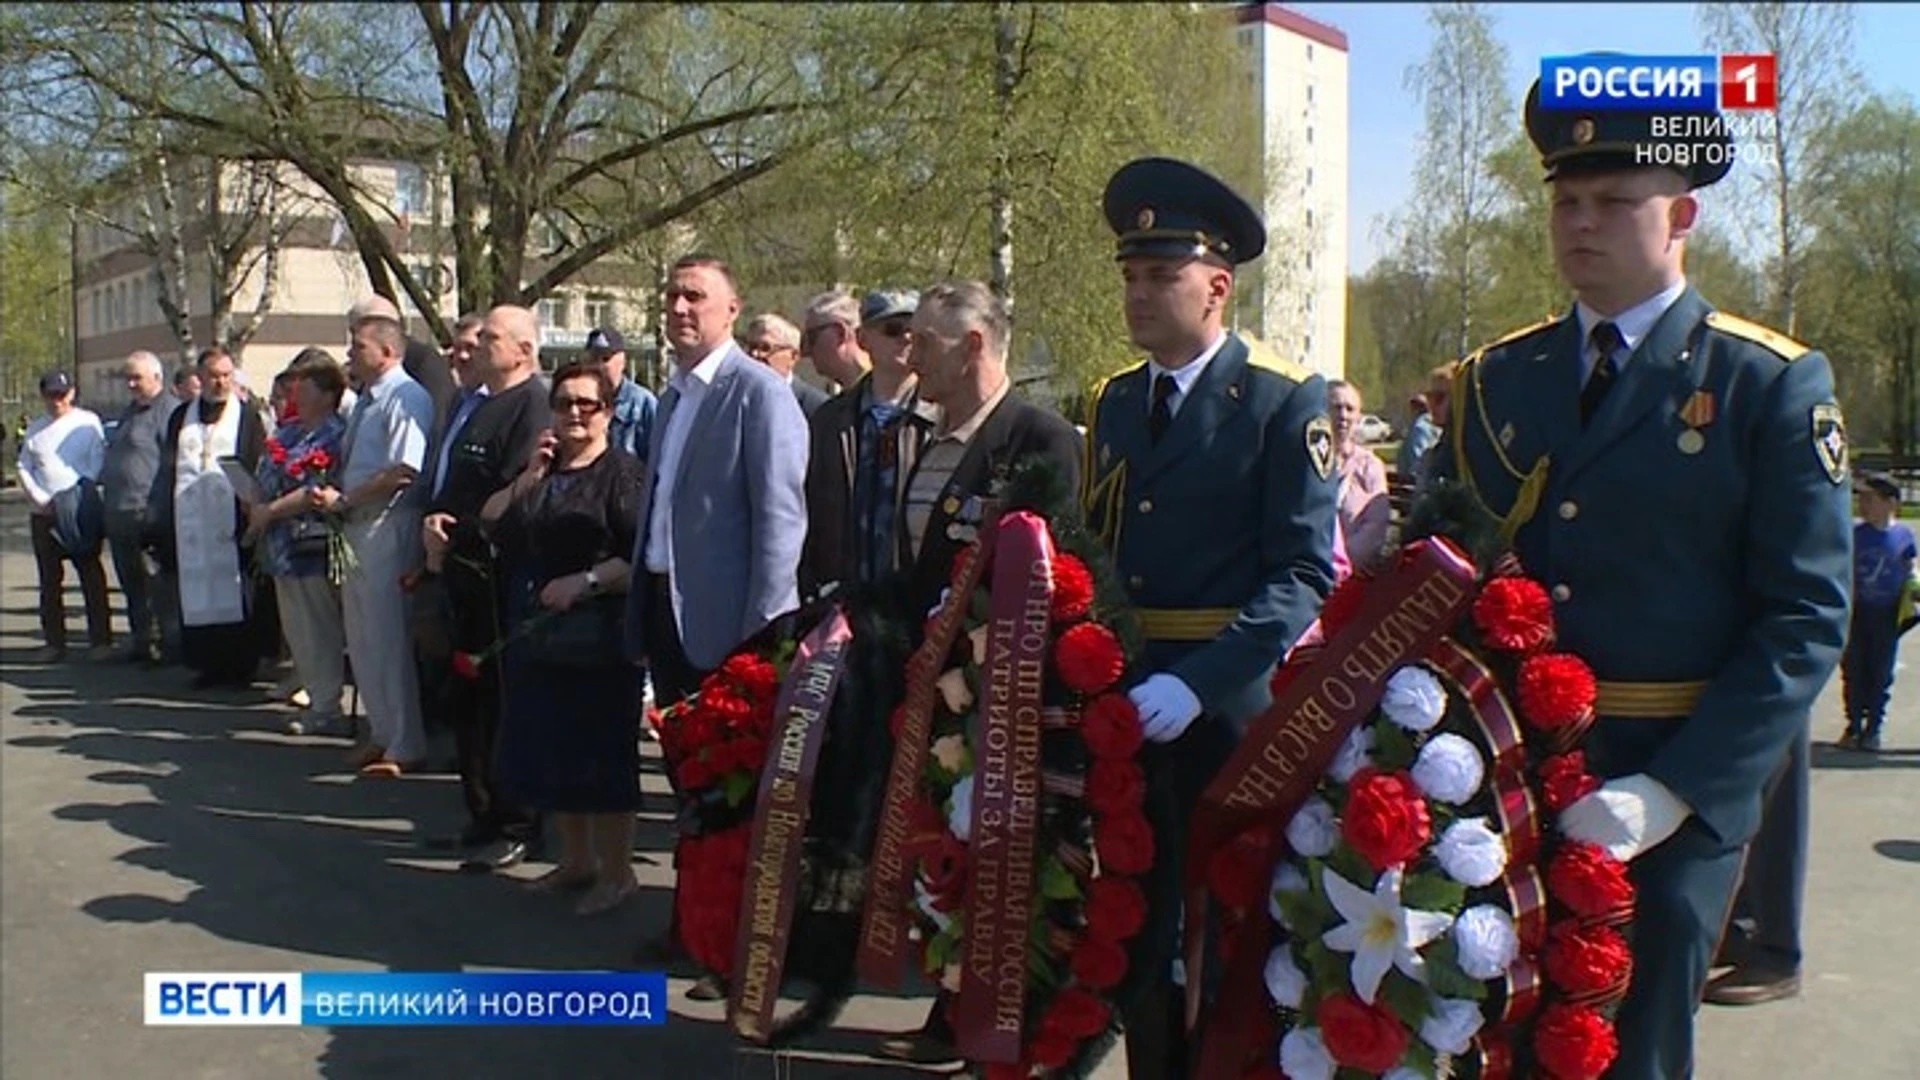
[1083,158,1339,1080]
[1432,76,1851,1077]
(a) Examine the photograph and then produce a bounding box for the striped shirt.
[903,379,1010,559]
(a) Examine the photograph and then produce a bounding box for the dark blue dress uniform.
[1434,81,1853,1079]
[1083,158,1338,1080]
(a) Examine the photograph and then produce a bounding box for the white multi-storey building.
[1234,3,1349,380]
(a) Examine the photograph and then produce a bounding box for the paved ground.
[1,489,1914,1078]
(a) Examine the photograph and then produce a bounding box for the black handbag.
[284,513,332,559]
[523,592,625,668]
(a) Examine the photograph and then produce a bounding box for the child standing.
[1842,472,1917,751]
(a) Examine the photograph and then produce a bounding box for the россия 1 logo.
[1539,54,1777,112]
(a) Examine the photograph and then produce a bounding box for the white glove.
[1130,673,1203,743]
[1559,773,1691,863]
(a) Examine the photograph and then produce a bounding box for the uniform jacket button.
[1138,498,1154,514]
[1551,583,1572,603]
[1558,500,1578,521]
[1128,575,1145,591]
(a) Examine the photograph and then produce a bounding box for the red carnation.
[266,438,288,465]
[1051,553,1096,623]
[1315,993,1411,1074]
[1085,877,1147,942]
[1208,827,1271,910]
[1031,1026,1078,1070]
[1055,622,1126,695]
[1533,1003,1620,1080]
[1472,576,1556,653]
[1539,751,1602,813]
[1547,842,1636,918]
[1046,987,1112,1039]
[450,651,482,680]
[1081,693,1143,760]
[922,832,970,905]
[1070,936,1129,990]
[1087,759,1146,815]
[677,756,714,790]
[1544,921,1633,997]
[287,460,305,479]
[1340,769,1432,871]
[304,448,333,472]
[1516,653,1597,731]
[1094,810,1155,875]
[1320,573,1368,636]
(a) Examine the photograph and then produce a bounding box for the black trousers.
[441,555,537,841]
[642,573,708,708]
[30,512,112,651]
[1842,605,1901,733]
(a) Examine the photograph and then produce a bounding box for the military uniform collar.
[1575,278,1687,378]
[1146,330,1229,410]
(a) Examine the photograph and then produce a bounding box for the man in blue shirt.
[1842,472,1916,751]
[585,326,657,466]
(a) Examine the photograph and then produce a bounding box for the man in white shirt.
[18,370,112,662]
[313,313,434,775]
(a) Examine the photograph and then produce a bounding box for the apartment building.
[1234,3,1350,381]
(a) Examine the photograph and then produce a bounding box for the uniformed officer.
[1083,157,1338,1080]
[1435,76,1852,1077]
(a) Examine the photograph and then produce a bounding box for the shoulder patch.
[1239,332,1312,383]
[1705,312,1809,361]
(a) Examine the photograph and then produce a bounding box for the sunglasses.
[872,321,913,340]
[744,340,793,359]
[554,397,606,415]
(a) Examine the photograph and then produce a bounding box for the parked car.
[1356,414,1394,445]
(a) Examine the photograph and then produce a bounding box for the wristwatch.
[583,568,601,594]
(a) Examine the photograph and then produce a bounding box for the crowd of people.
[10,82,1913,1078]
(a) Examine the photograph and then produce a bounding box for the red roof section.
[1235,3,1350,53]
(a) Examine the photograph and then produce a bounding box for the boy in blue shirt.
[1842,472,1917,751]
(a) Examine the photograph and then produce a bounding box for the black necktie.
[1581,321,1623,428]
[1149,373,1176,444]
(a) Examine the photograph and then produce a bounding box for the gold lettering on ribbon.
[953,513,1053,1062]
[728,609,854,1042]
[858,524,999,986]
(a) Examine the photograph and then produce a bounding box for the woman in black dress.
[482,361,645,916]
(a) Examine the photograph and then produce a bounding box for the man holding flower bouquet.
[311,312,435,776]
[1434,80,1851,1076]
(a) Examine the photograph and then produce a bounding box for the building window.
[1305,334,1314,354]
[394,164,428,221]
[132,278,145,325]
[584,293,615,331]
[1307,84,1315,104]
[1306,207,1314,229]
[1307,43,1315,62]
[536,298,558,329]
[1306,125,1314,145]
[91,290,103,335]
[1306,166,1314,187]
[116,282,128,328]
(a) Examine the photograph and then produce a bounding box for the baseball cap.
[39,371,74,396]
[1856,471,1902,500]
[860,289,919,327]
[585,327,626,355]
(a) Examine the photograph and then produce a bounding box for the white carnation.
[1412,733,1485,805]
[1452,904,1519,980]
[1263,945,1307,1008]
[1435,817,1508,887]
[1269,862,1309,926]
[1419,995,1486,1054]
[912,879,953,931]
[1382,665,1448,732]
[1328,725,1375,783]
[1278,1027,1336,1080]
[946,775,974,841]
[1285,797,1337,858]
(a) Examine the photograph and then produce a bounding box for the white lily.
[1320,867,1455,1005]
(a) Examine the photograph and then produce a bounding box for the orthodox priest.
[148,347,270,689]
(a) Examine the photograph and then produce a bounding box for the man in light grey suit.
[624,253,809,707]
[625,253,809,998]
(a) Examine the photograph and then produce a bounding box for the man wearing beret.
[1083,157,1339,1079]
[1435,73,1851,1076]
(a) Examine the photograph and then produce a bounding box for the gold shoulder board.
[1084,362,1145,431]
[1466,317,1560,365]
[1238,332,1312,383]
[1704,312,1809,361]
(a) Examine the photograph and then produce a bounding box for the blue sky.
[1285,2,1920,272]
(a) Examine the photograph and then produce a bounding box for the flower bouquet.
[264,436,358,586]
[856,461,1155,1079]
